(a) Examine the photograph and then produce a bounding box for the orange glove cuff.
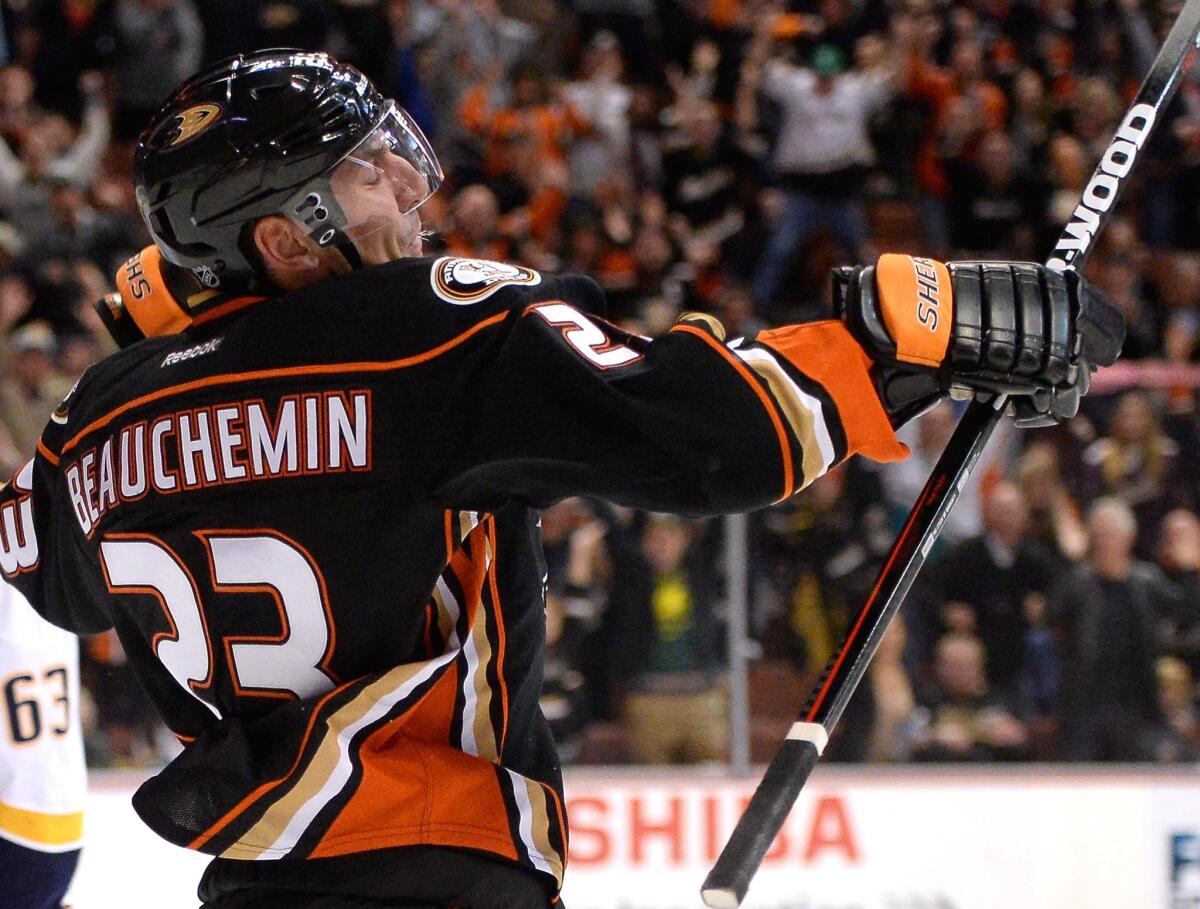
[875,253,952,368]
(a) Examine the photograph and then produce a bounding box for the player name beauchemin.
[62,390,372,536]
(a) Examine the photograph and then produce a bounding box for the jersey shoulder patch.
[430,257,541,305]
[50,376,83,426]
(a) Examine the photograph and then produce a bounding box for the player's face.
[330,148,429,262]
[326,103,443,266]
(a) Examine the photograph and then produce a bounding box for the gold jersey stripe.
[0,800,84,848]
[734,347,831,487]
[519,774,564,884]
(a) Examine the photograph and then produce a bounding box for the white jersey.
[0,579,85,852]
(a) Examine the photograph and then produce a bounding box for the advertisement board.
[66,768,1200,909]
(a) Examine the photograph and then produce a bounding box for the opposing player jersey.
[0,255,904,894]
[0,577,85,853]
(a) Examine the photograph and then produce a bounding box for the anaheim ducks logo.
[431,257,541,305]
[166,103,222,149]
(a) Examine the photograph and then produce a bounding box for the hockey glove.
[832,255,1125,429]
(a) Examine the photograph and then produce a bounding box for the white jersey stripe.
[734,346,836,480]
[503,768,555,877]
[435,575,478,755]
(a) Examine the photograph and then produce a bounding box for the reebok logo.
[162,338,222,367]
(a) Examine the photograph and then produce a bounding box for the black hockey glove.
[832,255,1125,429]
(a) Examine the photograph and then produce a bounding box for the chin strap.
[329,229,364,271]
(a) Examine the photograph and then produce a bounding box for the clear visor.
[334,102,443,215]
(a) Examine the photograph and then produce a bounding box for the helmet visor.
[336,102,443,215]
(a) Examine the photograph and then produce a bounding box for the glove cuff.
[874,254,953,368]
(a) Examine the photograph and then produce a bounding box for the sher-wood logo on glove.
[876,254,952,368]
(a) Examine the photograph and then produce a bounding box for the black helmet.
[135,49,442,296]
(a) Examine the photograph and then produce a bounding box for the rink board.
[67,767,1200,909]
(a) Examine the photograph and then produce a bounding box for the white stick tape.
[785,721,828,755]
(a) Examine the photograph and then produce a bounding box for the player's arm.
[429,256,1120,516]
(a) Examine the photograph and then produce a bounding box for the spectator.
[659,100,750,279]
[1015,440,1088,565]
[876,400,1011,546]
[101,0,205,141]
[0,71,110,242]
[1092,248,1161,360]
[28,179,141,274]
[827,615,918,762]
[540,589,594,763]
[0,65,43,142]
[1156,508,1200,679]
[918,481,1057,701]
[1080,390,1188,554]
[481,131,570,254]
[1048,497,1176,761]
[910,632,1029,762]
[561,31,633,198]
[756,463,887,673]
[245,0,332,53]
[539,498,613,725]
[374,0,438,138]
[603,514,726,764]
[1008,67,1051,170]
[445,184,511,261]
[1156,655,1200,761]
[742,26,897,312]
[0,321,73,458]
[944,128,1040,257]
[904,32,1008,253]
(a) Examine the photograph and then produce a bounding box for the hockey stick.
[701,4,1200,906]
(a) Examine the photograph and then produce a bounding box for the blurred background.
[0,0,1197,779]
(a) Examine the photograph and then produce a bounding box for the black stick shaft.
[702,4,1200,906]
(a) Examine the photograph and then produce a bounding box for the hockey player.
[0,577,86,909]
[0,50,1121,908]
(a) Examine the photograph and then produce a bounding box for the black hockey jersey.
[0,255,905,895]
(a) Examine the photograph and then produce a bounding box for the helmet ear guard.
[282,180,364,271]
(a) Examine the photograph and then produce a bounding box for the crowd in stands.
[0,0,1198,768]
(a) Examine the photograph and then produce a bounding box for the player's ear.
[251,215,323,278]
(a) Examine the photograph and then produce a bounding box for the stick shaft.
[702,5,1200,905]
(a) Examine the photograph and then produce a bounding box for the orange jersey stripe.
[63,311,511,456]
[36,439,60,466]
[190,295,267,327]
